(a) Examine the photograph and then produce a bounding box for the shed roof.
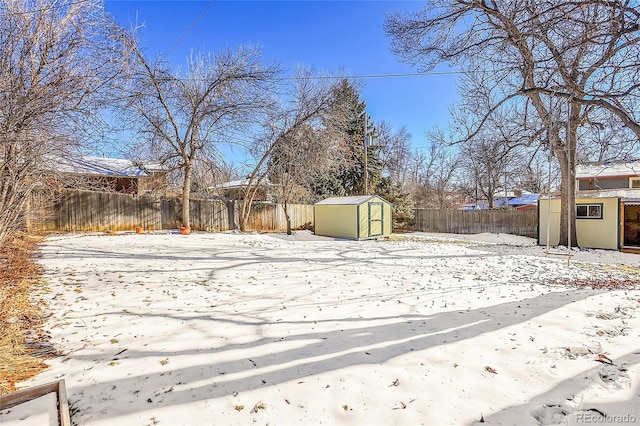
[315,195,387,206]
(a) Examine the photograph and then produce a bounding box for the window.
[576,203,603,219]
[630,177,640,189]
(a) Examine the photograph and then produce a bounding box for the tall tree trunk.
[557,150,577,247]
[239,187,254,232]
[556,110,578,248]
[239,198,248,232]
[182,163,192,228]
[240,183,259,232]
[283,199,292,235]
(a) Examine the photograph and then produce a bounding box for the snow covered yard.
[6,231,640,425]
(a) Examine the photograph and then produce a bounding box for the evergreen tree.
[311,79,383,198]
[375,177,415,230]
[308,172,346,201]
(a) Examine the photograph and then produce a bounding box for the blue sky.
[104,0,460,153]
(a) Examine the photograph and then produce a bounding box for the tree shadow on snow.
[473,349,640,425]
[59,289,600,423]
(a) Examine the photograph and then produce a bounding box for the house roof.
[209,179,274,191]
[576,160,640,179]
[458,193,540,210]
[53,156,165,178]
[575,189,640,199]
[458,204,480,210]
[315,195,387,206]
[542,189,640,202]
[507,193,539,206]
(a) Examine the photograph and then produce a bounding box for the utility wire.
[274,70,468,81]
[160,0,217,62]
[99,69,477,85]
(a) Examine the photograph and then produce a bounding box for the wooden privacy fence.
[32,190,314,233]
[31,190,538,237]
[413,209,538,238]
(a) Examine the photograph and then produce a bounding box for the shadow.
[40,233,518,282]
[56,289,599,423]
[35,232,619,424]
[473,350,640,425]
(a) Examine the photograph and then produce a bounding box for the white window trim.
[576,203,603,219]
[630,177,640,189]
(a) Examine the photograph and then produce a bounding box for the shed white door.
[368,202,383,237]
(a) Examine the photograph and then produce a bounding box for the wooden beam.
[0,379,70,426]
[621,246,640,254]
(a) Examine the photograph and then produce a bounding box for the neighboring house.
[576,160,640,191]
[459,191,539,210]
[52,155,167,195]
[507,193,540,211]
[207,179,274,201]
[539,160,640,252]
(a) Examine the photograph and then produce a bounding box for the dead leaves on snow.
[484,366,498,374]
[230,378,417,416]
[232,401,265,414]
[550,276,640,290]
[392,399,416,410]
[251,401,266,413]
[595,354,614,365]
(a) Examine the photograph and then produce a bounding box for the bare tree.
[268,124,328,234]
[377,121,412,186]
[190,158,240,196]
[121,41,276,229]
[387,0,640,246]
[451,75,543,208]
[0,0,126,245]
[459,135,515,209]
[239,71,338,233]
[408,137,459,209]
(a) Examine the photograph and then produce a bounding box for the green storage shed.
[314,195,393,240]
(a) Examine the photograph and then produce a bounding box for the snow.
[13,231,640,425]
[576,160,640,179]
[49,155,162,177]
[314,195,381,205]
[0,392,59,426]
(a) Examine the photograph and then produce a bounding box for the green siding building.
[314,195,393,240]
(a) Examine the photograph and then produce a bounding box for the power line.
[105,69,472,84]
[160,0,217,62]
[28,69,470,86]
[274,70,469,81]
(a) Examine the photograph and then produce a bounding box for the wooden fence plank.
[31,191,538,238]
[412,209,538,238]
[32,191,318,233]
